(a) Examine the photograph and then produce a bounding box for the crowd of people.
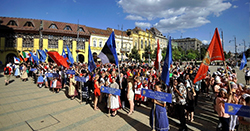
[3,59,250,131]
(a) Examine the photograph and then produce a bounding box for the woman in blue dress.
[37,69,44,88]
[150,83,170,131]
[14,64,20,77]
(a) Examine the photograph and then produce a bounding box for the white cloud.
[73,0,76,3]
[118,0,232,33]
[135,22,151,28]
[202,40,210,44]
[125,15,145,20]
[233,5,238,8]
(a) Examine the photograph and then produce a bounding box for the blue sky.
[0,0,249,53]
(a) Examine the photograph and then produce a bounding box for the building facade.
[149,27,168,49]
[172,38,202,53]
[127,27,155,60]
[0,17,90,65]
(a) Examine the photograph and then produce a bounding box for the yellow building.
[127,27,156,60]
[0,17,90,65]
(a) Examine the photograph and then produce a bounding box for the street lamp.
[229,36,237,64]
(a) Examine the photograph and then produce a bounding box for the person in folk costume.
[117,72,127,109]
[37,68,44,88]
[142,79,149,104]
[68,74,78,99]
[21,64,28,82]
[150,83,170,131]
[44,69,49,88]
[99,73,106,103]
[81,69,90,104]
[134,76,143,106]
[55,67,62,93]
[14,64,20,78]
[108,77,121,117]
[94,74,101,110]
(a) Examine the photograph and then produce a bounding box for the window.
[7,20,17,26]
[117,42,119,48]
[149,41,150,47]
[77,38,85,50]
[93,39,97,47]
[99,39,102,47]
[145,41,147,47]
[64,25,72,31]
[5,34,16,47]
[49,24,58,29]
[48,35,58,49]
[78,27,85,32]
[22,35,34,48]
[63,36,72,49]
[141,40,143,49]
[24,21,34,27]
[135,42,137,49]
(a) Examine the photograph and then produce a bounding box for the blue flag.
[45,49,48,53]
[161,36,172,86]
[62,48,67,59]
[88,44,96,72]
[98,31,119,66]
[100,86,121,96]
[141,88,172,103]
[240,53,247,70]
[66,46,74,64]
[37,50,47,62]
[225,103,250,117]
[110,31,119,66]
[29,51,39,65]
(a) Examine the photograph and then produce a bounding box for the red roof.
[0,17,90,37]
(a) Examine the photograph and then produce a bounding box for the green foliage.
[187,52,197,60]
[129,46,140,61]
[172,47,182,60]
[143,45,152,59]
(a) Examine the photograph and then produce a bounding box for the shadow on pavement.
[117,111,152,131]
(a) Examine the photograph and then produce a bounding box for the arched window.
[7,20,18,26]
[64,25,72,31]
[93,39,97,47]
[24,21,34,27]
[78,27,85,32]
[99,39,102,47]
[49,24,58,29]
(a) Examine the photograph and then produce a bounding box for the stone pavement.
[0,70,220,131]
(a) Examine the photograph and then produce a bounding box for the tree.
[172,47,182,60]
[129,46,140,62]
[187,52,197,60]
[142,45,152,59]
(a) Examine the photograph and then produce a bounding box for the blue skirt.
[150,104,169,131]
[37,76,44,84]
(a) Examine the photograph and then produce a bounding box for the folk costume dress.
[68,75,78,97]
[150,100,170,131]
[108,82,121,111]
[135,82,142,101]
[14,65,20,77]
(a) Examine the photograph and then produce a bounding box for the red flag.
[193,28,225,83]
[154,40,162,70]
[47,51,70,68]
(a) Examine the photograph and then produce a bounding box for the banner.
[141,88,172,103]
[46,73,59,78]
[100,86,120,96]
[30,68,37,72]
[66,70,75,74]
[75,76,87,82]
[225,103,250,117]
